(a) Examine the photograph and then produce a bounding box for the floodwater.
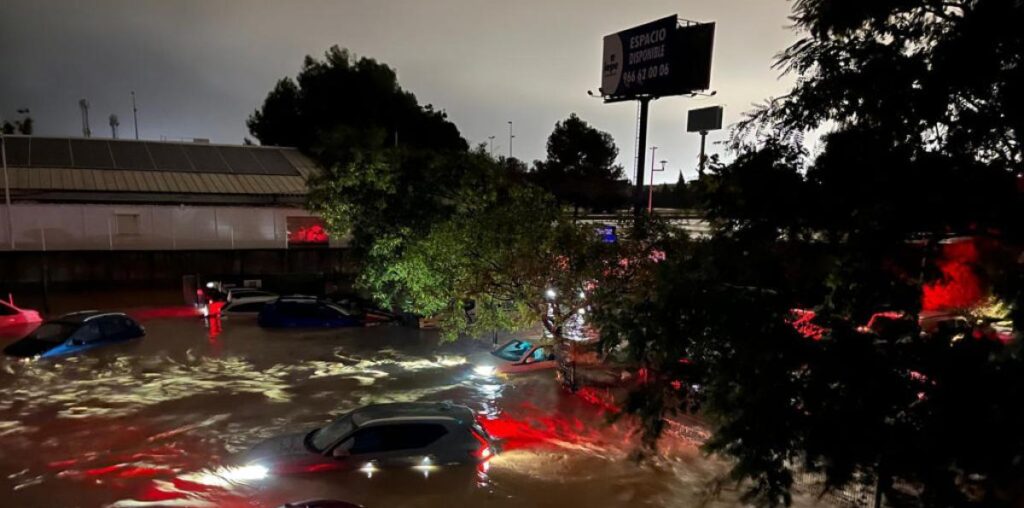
[0,309,830,508]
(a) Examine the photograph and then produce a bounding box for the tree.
[357,156,607,342]
[592,1,1024,505]
[248,46,467,159]
[1,112,32,135]
[533,113,629,214]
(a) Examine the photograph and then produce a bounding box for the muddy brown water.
[0,310,831,507]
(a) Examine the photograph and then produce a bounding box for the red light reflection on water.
[479,402,620,453]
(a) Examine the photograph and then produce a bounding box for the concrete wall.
[0,203,346,251]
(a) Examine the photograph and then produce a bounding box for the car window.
[311,414,354,452]
[530,346,548,362]
[343,424,448,455]
[494,340,533,361]
[285,303,321,319]
[98,317,126,337]
[228,302,266,313]
[31,323,77,343]
[75,323,103,343]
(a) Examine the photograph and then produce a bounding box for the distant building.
[0,136,337,250]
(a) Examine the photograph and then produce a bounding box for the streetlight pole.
[507,121,514,159]
[647,160,667,212]
[646,146,658,213]
[488,135,495,157]
[2,132,12,249]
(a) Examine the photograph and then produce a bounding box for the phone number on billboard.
[623,64,671,86]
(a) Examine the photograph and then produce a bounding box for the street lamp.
[507,121,514,159]
[647,159,667,213]
[1,108,28,250]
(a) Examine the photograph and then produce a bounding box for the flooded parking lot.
[0,309,828,507]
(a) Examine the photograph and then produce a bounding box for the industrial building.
[0,136,348,293]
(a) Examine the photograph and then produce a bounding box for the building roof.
[1,136,318,204]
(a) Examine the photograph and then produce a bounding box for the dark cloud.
[0,0,797,182]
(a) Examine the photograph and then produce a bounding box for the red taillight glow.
[471,428,492,460]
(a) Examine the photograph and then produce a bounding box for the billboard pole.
[634,97,650,217]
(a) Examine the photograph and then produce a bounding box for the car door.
[330,423,450,467]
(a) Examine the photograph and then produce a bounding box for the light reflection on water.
[0,316,781,508]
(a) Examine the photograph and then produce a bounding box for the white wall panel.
[0,204,345,251]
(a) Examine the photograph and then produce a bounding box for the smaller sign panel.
[595,225,617,243]
[687,105,724,133]
[286,216,329,246]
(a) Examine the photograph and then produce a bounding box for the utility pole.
[507,121,514,159]
[131,91,139,140]
[488,135,495,156]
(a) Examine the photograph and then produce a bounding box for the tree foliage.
[591,1,1024,505]
[532,113,629,213]
[248,46,467,157]
[358,157,607,340]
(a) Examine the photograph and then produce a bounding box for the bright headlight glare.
[226,464,268,481]
[474,365,496,376]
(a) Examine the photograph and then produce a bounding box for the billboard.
[687,105,724,132]
[286,216,329,246]
[601,16,715,101]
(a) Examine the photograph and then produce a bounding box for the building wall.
[0,203,345,251]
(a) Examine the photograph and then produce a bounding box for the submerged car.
[245,402,497,475]
[2,311,144,359]
[257,296,363,328]
[0,299,43,338]
[226,287,278,302]
[474,339,556,376]
[327,293,399,325]
[221,294,279,316]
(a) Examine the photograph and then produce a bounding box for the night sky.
[0,0,798,183]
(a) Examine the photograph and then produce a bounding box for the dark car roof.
[351,402,474,427]
[53,311,131,325]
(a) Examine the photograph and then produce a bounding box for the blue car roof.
[54,311,130,324]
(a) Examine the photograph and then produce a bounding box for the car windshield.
[30,323,77,343]
[309,414,355,452]
[493,339,533,361]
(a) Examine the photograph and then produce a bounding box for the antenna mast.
[109,114,120,139]
[79,99,91,137]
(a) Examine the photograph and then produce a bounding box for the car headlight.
[221,464,268,482]
[474,365,496,377]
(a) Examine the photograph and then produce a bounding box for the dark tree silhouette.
[248,46,467,159]
[592,1,1024,506]
[533,113,629,214]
